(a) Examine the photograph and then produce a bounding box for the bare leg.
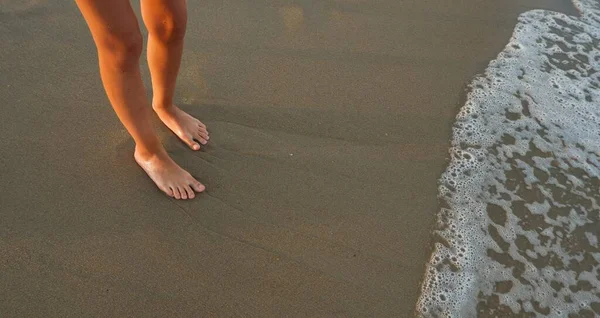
[141,0,209,151]
[75,0,204,199]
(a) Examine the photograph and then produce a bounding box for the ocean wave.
[417,0,600,316]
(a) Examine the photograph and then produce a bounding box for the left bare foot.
[153,104,209,151]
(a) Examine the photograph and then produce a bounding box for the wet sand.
[0,0,576,316]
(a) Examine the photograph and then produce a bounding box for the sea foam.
[417,0,600,316]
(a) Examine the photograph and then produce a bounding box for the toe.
[172,187,181,199]
[161,186,174,198]
[197,129,209,138]
[196,132,209,145]
[179,187,188,199]
[198,121,207,129]
[182,135,201,150]
[184,185,195,199]
[198,128,208,138]
[191,180,205,193]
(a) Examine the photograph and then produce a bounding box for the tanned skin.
[75,0,208,199]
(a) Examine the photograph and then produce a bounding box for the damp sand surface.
[0,0,577,316]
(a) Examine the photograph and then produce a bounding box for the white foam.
[417,1,600,316]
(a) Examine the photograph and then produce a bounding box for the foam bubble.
[417,1,600,316]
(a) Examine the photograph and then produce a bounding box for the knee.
[148,16,187,44]
[96,30,143,69]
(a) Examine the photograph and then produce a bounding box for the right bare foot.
[134,147,205,199]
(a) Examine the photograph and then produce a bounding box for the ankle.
[134,144,167,161]
[152,101,175,112]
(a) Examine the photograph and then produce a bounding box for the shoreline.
[0,0,578,316]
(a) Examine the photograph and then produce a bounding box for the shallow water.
[417,0,600,316]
